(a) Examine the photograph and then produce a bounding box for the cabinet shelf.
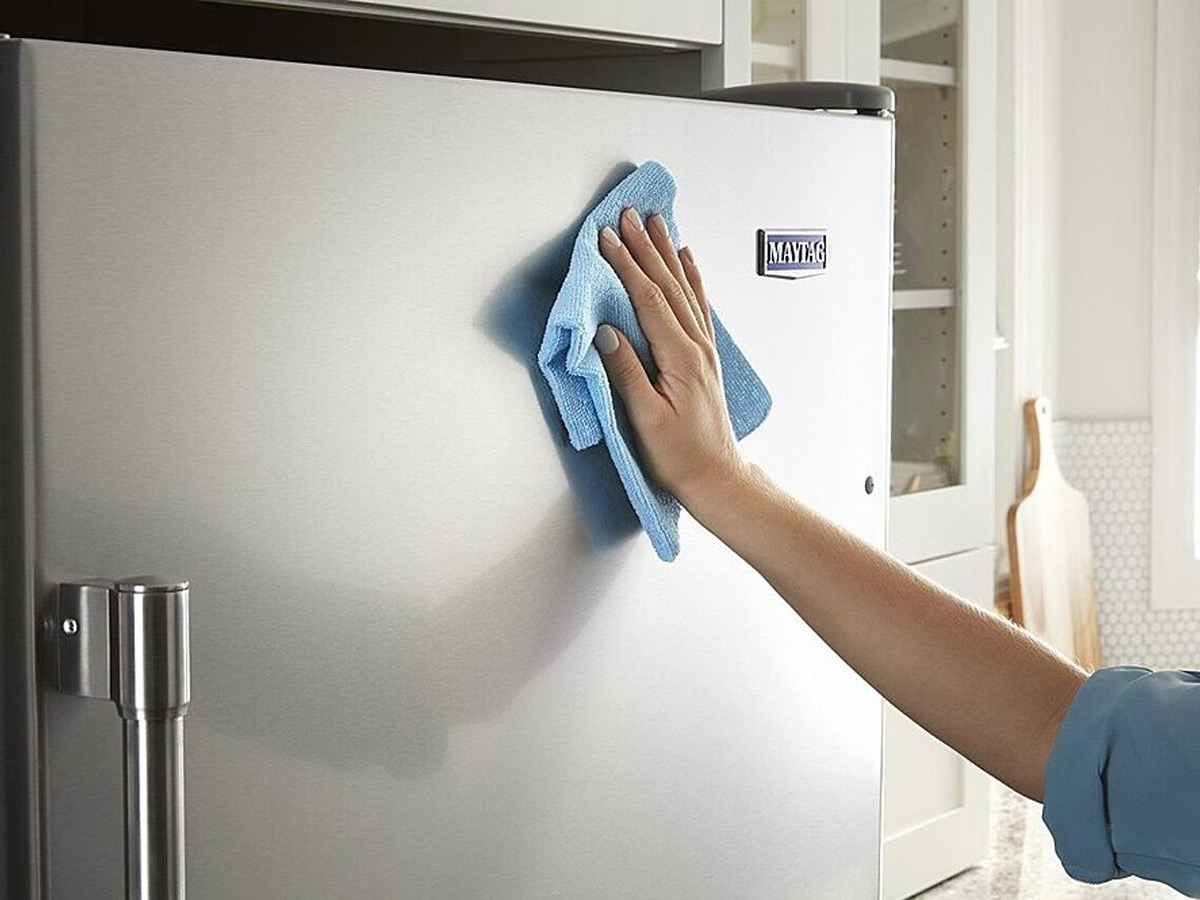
[750,41,801,71]
[882,0,959,45]
[894,289,956,310]
[881,58,956,86]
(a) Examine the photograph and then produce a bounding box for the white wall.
[995,0,1064,565]
[1053,0,1155,420]
[995,1,1200,663]
[997,0,1157,550]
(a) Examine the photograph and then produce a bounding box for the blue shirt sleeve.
[1042,666,1200,897]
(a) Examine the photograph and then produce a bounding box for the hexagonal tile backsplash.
[1052,419,1200,670]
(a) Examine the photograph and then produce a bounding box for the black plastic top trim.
[700,81,895,117]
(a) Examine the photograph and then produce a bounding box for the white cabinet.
[749,0,879,83]
[884,0,997,565]
[748,8,998,897]
[882,548,992,899]
[214,0,724,46]
[878,5,997,895]
[751,0,996,563]
[750,0,997,562]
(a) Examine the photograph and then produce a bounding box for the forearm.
[587,213,1085,800]
[684,462,1087,802]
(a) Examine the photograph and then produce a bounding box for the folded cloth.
[537,161,772,561]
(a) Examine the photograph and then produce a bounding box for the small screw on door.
[864,476,875,495]
[62,618,79,635]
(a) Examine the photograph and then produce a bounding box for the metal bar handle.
[115,579,190,900]
[48,577,191,900]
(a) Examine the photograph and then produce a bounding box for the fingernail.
[648,213,668,236]
[680,246,695,265]
[600,225,621,248]
[623,207,643,231]
[595,324,620,355]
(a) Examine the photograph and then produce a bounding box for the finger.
[599,224,689,354]
[594,324,662,417]
[646,213,707,336]
[679,246,715,342]
[619,208,707,344]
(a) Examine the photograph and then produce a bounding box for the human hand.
[593,207,747,507]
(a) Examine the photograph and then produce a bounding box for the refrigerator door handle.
[46,577,191,900]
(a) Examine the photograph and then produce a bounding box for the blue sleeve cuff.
[1041,666,1152,883]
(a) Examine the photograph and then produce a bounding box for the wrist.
[677,456,761,521]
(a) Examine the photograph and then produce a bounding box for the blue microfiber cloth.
[537,161,772,561]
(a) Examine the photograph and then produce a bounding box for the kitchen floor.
[916,780,1185,899]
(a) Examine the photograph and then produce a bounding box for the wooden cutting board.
[1006,398,1103,672]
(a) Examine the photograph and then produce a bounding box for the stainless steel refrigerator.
[1,37,895,900]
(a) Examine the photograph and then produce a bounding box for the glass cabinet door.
[884,0,995,563]
[749,0,995,563]
[749,2,806,84]
[885,2,961,498]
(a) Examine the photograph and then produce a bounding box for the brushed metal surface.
[0,36,41,900]
[46,578,192,899]
[113,583,191,720]
[124,718,186,900]
[114,583,190,900]
[52,583,114,700]
[21,39,893,899]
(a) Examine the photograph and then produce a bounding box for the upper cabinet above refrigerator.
[213,0,724,46]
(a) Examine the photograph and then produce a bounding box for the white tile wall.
[1053,420,1200,670]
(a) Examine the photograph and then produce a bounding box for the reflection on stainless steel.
[25,39,891,900]
[123,718,185,900]
[115,580,190,900]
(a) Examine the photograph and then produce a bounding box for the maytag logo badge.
[757,229,828,279]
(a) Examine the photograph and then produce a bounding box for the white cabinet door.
[886,0,997,564]
[882,547,992,899]
[749,0,878,85]
[749,0,998,565]
[804,0,881,83]
[222,0,724,45]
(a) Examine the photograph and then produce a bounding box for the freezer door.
[9,39,893,900]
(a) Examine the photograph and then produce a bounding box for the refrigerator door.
[6,39,893,900]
